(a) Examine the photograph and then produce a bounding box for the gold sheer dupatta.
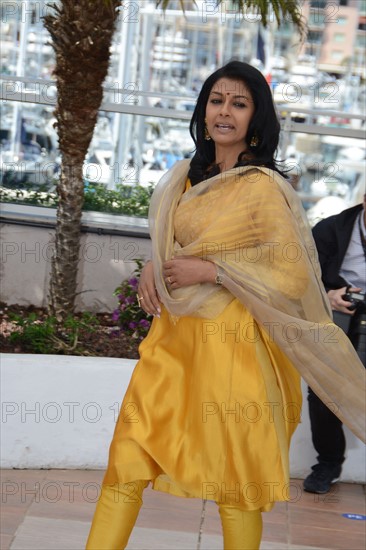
[149,159,365,443]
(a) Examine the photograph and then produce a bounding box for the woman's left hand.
[163,256,216,289]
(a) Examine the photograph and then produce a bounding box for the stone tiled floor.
[0,469,365,549]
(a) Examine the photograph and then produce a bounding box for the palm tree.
[44,0,304,320]
[44,1,121,319]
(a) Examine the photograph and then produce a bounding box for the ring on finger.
[137,295,144,306]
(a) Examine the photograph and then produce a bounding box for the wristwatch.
[215,267,224,286]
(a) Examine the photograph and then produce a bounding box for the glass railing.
[1,75,365,228]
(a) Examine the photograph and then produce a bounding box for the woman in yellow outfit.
[86,62,365,550]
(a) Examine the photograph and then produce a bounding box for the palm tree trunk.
[50,160,84,316]
[44,0,121,320]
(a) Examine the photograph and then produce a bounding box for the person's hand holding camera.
[327,286,362,315]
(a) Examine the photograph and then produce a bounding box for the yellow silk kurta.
[103,178,302,512]
[104,301,301,512]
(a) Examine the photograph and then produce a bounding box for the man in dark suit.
[303,197,366,494]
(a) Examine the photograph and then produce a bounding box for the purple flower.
[128,277,139,290]
[117,293,124,300]
[129,321,137,330]
[111,309,120,322]
[139,319,150,328]
[126,295,135,304]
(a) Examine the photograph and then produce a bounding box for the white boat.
[0,109,59,189]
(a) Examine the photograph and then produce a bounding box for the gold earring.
[204,118,211,141]
[250,134,259,147]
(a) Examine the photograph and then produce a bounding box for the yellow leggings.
[86,480,262,550]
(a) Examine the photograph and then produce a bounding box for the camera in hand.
[333,290,366,365]
[342,291,366,312]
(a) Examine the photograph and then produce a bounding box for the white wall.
[1,354,365,483]
[1,354,136,469]
[0,213,151,312]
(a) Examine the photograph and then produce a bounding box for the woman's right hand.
[137,261,161,317]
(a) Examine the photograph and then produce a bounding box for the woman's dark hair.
[188,61,282,185]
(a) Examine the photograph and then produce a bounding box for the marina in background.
[1,0,365,222]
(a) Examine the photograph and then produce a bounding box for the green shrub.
[83,182,154,216]
[0,182,154,218]
[9,311,99,355]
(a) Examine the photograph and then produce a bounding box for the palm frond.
[230,0,305,38]
[156,0,306,38]
[270,0,281,27]
[155,0,193,14]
